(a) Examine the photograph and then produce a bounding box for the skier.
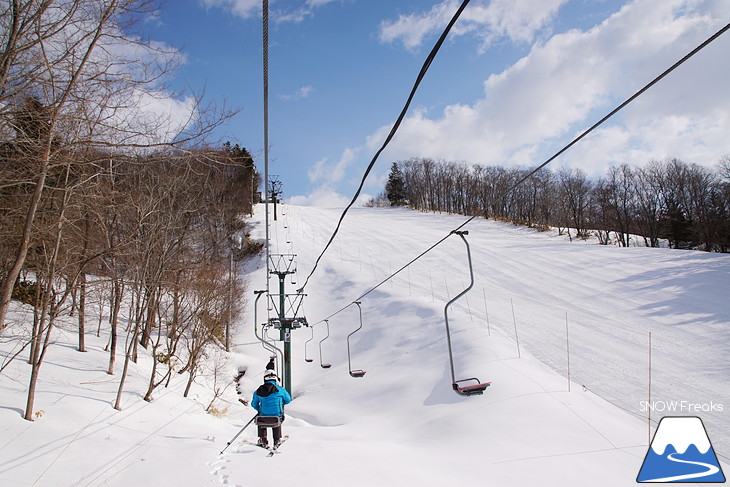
[251,369,291,448]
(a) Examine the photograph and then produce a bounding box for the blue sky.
[144,0,730,206]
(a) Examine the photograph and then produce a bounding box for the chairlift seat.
[453,378,491,396]
[256,416,282,427]
[456,383,491,396]
[349,369,366,378]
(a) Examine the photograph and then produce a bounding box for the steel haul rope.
[298,0,473,293]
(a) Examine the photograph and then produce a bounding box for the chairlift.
[347,302,366,378]
[304,323,314,363]
[443,231,491,396]
[319,320,332,369]
[254,290,283,373]
[261,321,281,356]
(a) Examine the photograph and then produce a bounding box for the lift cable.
[307,20,730,327]
[297,0,473,294]
[263,0,271,296]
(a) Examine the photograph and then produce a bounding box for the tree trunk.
[139,285,157,349]
[0,161,49,331]
[184,369,196,398]
[77,275,86,352]
[114,318,140,411]
[107,279,122,375]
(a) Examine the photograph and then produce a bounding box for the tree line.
[0,1,260,419]
[378,156,730,252]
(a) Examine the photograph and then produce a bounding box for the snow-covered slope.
[1,203,727,486]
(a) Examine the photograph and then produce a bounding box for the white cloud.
[378,0,567,51]
[306,0,339,7]
[279,85,314,101]
[371,0,730,174]
[308,147,359,186]
[292,145,381,206]
[199,0,260,19]
[130,91,199,145]
[200,0,336,23]
[288,185,373,207]
[50,17,199,149]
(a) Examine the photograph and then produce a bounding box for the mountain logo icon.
[637,416,726,483]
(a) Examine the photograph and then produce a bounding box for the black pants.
[257,416,284,444]
[257,424,282,444]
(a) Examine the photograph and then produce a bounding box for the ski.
[243,435,288,456]
[266,435,289,456]
[243,440,269,450]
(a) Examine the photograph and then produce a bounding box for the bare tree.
[597,164,637,246]
[0,1,123,332]
[0,0,236,333]
[556,167,592,239]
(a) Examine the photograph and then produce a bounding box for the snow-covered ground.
[1,203,728,486]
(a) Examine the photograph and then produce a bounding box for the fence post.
[648,331,652,445]
[482,286,490,336]
[565,311,571,392]
[511,298,521,358]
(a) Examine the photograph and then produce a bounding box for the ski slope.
[1,203,728,486]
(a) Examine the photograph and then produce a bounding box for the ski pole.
[220,414,258,454]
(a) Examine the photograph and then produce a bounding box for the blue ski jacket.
[251,380,291,417]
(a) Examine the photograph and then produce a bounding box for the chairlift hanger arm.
[304,322,315,362]
[443,231,489,396]
[254,290,282,370]
[318,319,332,368]
[347,302,366,378]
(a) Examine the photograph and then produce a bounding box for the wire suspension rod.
[443,231,474,386]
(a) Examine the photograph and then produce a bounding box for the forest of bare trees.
[0,1,260,419]
[380,156,730,252]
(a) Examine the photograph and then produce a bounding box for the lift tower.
[268,254,307,394]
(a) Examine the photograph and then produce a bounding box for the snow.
[1,203,728,486]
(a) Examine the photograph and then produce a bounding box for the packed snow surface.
[1,204,728,486]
